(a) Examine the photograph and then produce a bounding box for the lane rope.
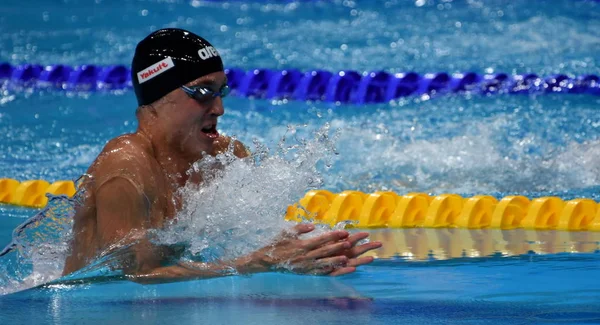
[1,178,599,231]
[1,63,598,103]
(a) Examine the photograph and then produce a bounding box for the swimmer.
[62,28,382,283]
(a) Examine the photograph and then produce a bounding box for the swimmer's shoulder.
[86,133,157,188]
[94,133,154,164]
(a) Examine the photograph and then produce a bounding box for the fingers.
[305,241,351,259]
[291,223,315,235]
[309,265,335,275]
[302,230,349,250]
[314,255,349,269]
[347,256,375,267]
[326,256,375,276]
[280,223,315,240]
[296,255,350,275]
[329,266,356,277]
[270,225,379,277]
[346,241,382,258]
[346,232,370,245]
[313,256,375,277]
[314,232,368,248]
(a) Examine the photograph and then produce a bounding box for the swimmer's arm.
[128,255,267,284]
[94,167,378,284]
[95,176,267,283]
[130,224,372,284]
[95,176,158,273]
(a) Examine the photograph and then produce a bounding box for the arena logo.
[137,57,175,84]
[198,46,219,60]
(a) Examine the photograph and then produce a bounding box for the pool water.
[2,254,600,325]
[1,0,600,324]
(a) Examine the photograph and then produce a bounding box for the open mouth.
[200,124,219,139]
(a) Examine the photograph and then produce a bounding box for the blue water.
[1,0,600,324]
[2,254,600,325]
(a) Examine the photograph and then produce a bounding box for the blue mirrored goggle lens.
[182,84,229,102]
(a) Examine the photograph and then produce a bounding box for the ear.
[151,92,181,118]
[145,103,158,116]
[136,104,157,117]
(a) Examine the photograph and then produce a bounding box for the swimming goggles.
[181,84,230,102]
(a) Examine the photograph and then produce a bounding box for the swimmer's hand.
[126,224,380,284]
[329,231,383,276]
[241,224,381,276]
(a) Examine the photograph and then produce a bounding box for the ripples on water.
[0,0,599,310]
[1,123,600,295]
[3,93,600,196]
[1,0,599,75]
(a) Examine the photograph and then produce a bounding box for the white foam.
[156,125,340,260]
[311,109,600,194]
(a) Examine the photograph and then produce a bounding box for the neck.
[137,126,202,189]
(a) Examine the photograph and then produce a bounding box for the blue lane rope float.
[1,62,599,103]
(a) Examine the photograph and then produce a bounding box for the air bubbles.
[415,0,426,7]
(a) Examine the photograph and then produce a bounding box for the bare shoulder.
[86,133,156,189]
[101,133,151,157]
[213,135,251,158]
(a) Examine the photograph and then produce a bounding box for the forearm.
[128,254,268,284]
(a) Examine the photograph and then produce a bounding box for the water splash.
[331,121,600,196]
[272,96,600,197]
[0,124,344,294]
[156,124,341,262]
[0,192,77,295]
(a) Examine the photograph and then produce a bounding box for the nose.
[208,96,225,117]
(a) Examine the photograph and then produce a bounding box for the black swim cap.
[131,28,224,106]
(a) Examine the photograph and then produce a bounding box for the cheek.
[163,110,196,129]
[169,112,206,142]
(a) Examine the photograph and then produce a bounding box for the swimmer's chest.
[145,165,182,229]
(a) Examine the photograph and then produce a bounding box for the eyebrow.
[188,77,228,88]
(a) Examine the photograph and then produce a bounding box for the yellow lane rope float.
[286,190,600,231]
[1,179,599,231]
[0,178,76,208]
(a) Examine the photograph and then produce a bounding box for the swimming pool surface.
[1,0,600,324]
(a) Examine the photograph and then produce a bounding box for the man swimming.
[62,28,381,283]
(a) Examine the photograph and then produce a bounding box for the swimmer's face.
[156,71,226,158]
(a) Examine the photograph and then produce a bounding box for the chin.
[191,139,217,157]
[178,132,218,160]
